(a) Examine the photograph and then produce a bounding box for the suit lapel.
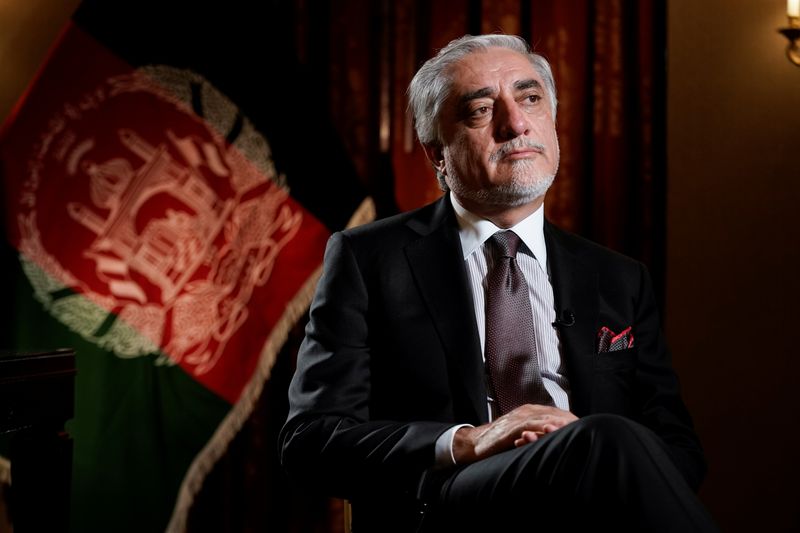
[404,196,488,425]
[401,205,600,422]
[545,222,598,417]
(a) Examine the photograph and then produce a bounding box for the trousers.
[419,414,718,532]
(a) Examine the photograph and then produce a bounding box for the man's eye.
[470,106,491,117]
[526,94,541,104]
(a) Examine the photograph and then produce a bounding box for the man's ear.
[422,143,446,175]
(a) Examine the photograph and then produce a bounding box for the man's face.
[432,47,559,210]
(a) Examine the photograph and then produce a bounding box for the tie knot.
[490,231,521,259]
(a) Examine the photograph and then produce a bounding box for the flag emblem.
[14,67,302,380]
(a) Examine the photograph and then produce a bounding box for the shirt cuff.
[434,424,474,468]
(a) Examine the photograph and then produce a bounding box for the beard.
[444,158,557,208]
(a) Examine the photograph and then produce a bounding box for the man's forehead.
[447,47,543,97]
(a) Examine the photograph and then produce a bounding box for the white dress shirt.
[434,194,572,466]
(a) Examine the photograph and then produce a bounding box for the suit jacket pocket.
[593,347,637,372]
[591,347,638,416]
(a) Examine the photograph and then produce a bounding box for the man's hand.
[452,404,578,464]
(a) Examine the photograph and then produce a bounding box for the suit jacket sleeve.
[630,262,707,490]
[279,231,452,500]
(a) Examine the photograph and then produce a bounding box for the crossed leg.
[424,414,718,532]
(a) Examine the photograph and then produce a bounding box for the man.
[280,34,717,532]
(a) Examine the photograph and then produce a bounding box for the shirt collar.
[449,193,548,273]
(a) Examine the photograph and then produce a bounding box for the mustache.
[489,139,546,162]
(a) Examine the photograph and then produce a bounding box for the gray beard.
[444,160,556,208]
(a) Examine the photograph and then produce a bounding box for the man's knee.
[569,413,647,444]
[438,414,659,503]
[523,413,639,459]
[562,414,671,469]
[513,414,658,490]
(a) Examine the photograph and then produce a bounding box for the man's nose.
[495,99,529,140]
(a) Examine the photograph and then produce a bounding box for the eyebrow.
[460,87,495,104]
[459,79,543,104]
[514,79,542,92]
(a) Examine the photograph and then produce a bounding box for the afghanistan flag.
[0,2,370,531]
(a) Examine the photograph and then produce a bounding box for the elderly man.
[280,34,717,532]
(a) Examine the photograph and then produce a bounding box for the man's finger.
[514,430,540,447]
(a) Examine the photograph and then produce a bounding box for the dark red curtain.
[188,1,666,531]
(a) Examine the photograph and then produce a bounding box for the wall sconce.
[779,0,800,65]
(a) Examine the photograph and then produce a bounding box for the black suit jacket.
[280,194,704,529]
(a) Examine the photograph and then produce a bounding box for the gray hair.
[408,34,558,147]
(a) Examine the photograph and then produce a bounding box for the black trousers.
[420,414,718,532]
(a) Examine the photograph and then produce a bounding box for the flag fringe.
[166,196,375,532]
[0,456,10,485]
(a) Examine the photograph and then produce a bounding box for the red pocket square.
[597,326,634,353]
